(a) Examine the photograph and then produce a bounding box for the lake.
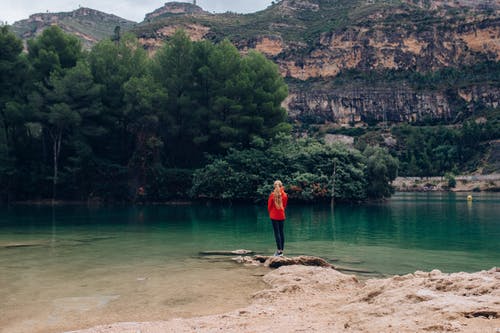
[1,192,499,333]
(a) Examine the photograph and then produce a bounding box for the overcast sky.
[1,0,274,24]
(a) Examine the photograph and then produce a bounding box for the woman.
[268,180,288,256]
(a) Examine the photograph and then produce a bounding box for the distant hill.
[11,7,136,49]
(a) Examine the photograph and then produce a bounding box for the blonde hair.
[273,180,284,210]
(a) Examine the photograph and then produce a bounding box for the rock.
[232,256,261,266]
[264,255,334,268]
[232,255,335,269]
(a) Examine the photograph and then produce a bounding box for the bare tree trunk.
[52,131,62,203]
[330,160,336,206]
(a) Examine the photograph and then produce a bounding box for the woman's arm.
[268,193,274,212]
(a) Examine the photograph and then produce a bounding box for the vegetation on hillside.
[354,119,499,177]
[133,0,497,53]
[11,8,136,46]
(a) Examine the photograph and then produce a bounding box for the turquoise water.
[0,192,499,332]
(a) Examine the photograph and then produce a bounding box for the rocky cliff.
[285,81,500,125]
[132,0,500,126]
[11,0,500,126]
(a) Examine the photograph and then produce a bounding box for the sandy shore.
[70,265,499,333]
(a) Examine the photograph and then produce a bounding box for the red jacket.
[268,190,288,220]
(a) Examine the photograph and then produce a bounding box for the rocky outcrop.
[70,266,500,333]
[404,0,500,10]
[238,35,285,56]
[274,17,500,80]
[144,2,206,21]
[233,255,334,268]
[285,82,499,124]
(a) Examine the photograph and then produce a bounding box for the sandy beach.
[70,263,499,333]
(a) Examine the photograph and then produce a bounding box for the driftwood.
[334,265,377,275]
[0,242,46,249]
[199,249,254,256]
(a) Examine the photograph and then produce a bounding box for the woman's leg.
[278,220,285,252]
[271,219,282,251]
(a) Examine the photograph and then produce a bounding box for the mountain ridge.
[10,7,136,48]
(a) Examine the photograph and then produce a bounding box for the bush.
[444,173,456,188]
[190,136,398,202]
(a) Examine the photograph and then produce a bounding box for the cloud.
[1,0,273,24]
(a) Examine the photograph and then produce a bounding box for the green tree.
[191,137,380,202]
[29,61,101,199]
[152,32,290,167]
[123,75,166,195]
[27,26,82,81]
[364,146,399,199]
[152,30,197,166]
[88,33,151,199]
[0,26,29,200]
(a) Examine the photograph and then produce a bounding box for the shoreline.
[5,185,500,207]
[393,174,500,193]
[69,265,500,333]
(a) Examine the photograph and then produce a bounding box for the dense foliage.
[0,27,291,202]
[191,135,398,202]
[355,118,499,177]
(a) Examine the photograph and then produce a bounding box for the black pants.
[271,219,285,251]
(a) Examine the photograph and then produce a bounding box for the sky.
[1,0,274,24]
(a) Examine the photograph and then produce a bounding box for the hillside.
[11,7,136,49]
[8,0,500,174]
[131,0,499,125]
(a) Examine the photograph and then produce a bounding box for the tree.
[31,61,101,199]
[88,33,151,199]
[0,27,30,201]
[123,75,166,194]
[27,26,82,81]
[191,137,379,202]
[152,30,197,166]
[364,146,399,199]
[152,32,290,166]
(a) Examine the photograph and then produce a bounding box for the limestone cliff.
[132,0,499,125]
[285,82,500,125]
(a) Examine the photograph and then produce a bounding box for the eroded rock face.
[275,18,500,80]
[251,36,285,56]
[154,24,210,41]
[285,83,500,124]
